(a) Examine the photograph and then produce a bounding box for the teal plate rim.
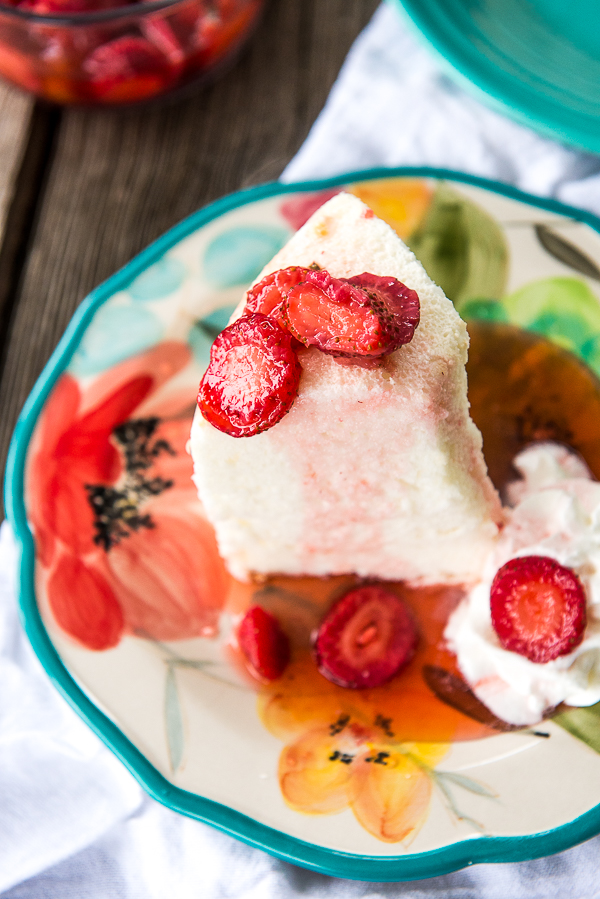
[6,166,600,882]
[390,0,600,155]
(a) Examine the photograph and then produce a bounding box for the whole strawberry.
[490,555,587,664]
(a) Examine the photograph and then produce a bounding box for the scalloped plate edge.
[6,166,600,881]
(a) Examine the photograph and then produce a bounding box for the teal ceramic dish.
[7,168,600,881]
[392,0,600,153]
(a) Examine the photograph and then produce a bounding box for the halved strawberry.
[83,36,173,103]
[490,555,587,663]
[197,312,301,437]
[238,605,290,681]
[313,585,418,689]
[283,269,419,358]
[244,266,312,325]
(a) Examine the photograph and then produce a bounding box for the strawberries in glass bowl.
[0,0,264,105]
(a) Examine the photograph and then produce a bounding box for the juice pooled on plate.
[191,193,600,743]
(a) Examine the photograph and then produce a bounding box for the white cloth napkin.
[5,4,600,895]
[282,2,600,206]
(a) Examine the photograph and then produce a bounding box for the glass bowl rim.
[0,0,224,26]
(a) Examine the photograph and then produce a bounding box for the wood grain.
[0,82,33,243]
[0,0,378,507]
[0,102,59,383]
[0,82,40,367]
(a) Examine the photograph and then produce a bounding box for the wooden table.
[0,0,378,510]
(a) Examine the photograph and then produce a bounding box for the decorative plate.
[7,168,600,881]
[392,0,600,154]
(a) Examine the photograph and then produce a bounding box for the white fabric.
[5,3,600,894]
[283,2,600,206]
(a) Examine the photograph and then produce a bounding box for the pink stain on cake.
[268,364,427,576]
[191,193,502,585]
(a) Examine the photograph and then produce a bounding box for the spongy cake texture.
[191,192,502,583]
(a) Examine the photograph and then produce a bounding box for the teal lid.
[392,0,600,154]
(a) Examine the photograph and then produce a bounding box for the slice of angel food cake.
[190,191,510,694]
[192,193,502,583]
[191,192,600,725]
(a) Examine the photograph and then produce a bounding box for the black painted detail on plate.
[535,224,600,282]
[329,714,350,736]
[86,416,175,551]
[374,713,395,737]
[328,750,354,765]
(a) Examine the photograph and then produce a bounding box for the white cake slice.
[191,192,502,583]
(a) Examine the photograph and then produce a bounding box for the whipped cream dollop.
[445,443,600,726]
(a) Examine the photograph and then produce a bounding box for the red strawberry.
[140,18,185,73]
[197,312,301,437]
[347,272,420,349]
[238,605,290,681]
[244,266,312,325]
[313,585,418,689]
[283,269,419,358]
[83,36,172,103]
[490,555,587,663]
[0,45,41,94]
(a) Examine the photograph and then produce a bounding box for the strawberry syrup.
[223,321,600,742]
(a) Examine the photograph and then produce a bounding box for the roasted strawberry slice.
[197,312,301,437]
[313,585,418,689]
[83,36,172,103]
[141,17,185,74]
[283,272,380,356]
[244,266,312,324]
[347,272,420,349]
[490,555,587,663]
[0,44,41,94]
[283,269,419,357]
[238,605,290,681]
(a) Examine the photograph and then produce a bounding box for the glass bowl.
[0,0,264,105]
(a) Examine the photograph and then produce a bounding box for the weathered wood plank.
[0,82,41,364]
[0,0,377,504]
[0,102,59,378]
[0,82,34,243]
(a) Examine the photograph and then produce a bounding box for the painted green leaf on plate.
[437,771,497,799]
[165,663,185,772]
[503,276,600,356]
[458,298,509,323]
[554,702,600,754]
[407,183,508,309]
[535,225,600,282]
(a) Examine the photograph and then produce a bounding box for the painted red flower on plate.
[26,341,229,650]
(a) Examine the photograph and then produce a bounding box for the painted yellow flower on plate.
[279,718,447,843]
